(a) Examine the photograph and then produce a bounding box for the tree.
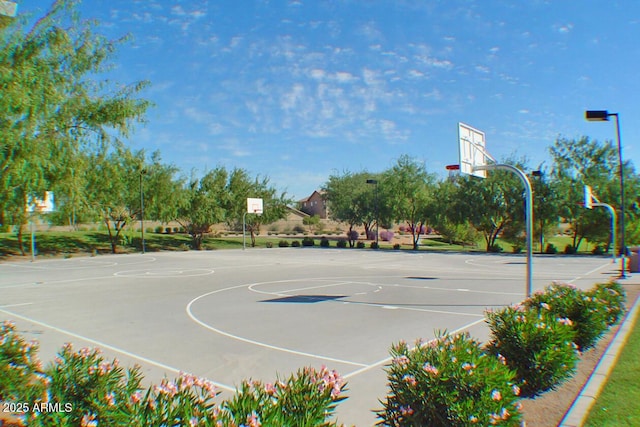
[303,215,321,233]
[528,166,562,253]
[176,168,229,250]
[550,137,625,252]
[83,146,149,254]
[430,177,480,247]
[383,155,436,250]
[0,0,150,252]
[323,171,372,247]
[223,169,290,247]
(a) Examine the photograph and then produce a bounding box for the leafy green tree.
[84,146,148,253]
[322,171,372,247]
[529,167,562,253]
[0,0,150,252]
[223,169,290,247]
[303,215,321,233]
[141,151,184,224]
[176,168,229,250]
[382,155,436,250]
[550,137,626,252]
[430,177,479,247]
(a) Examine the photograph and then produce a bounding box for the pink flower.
[423,363,439,375]
[245,411,261,427]
[402,374,417,387]
[491,389,502,401]
[264,382,276,396]
[512,385,521,396]
[393,355,410,368]
[130,391,142,404]
[400,405,414,416]
[105,392,116,406]
[80,413,98,427]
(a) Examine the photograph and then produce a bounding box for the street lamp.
[585,110,626,278]
[366,179,379,247]
[140,168,147,254]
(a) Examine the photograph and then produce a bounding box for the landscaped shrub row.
[0,282,625,426]
[0,321,346,427]
[378,281,626,425]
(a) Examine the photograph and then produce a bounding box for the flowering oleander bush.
[0,321,48,405]
[378,332,522,426]
[523,282,610,351]
[587,282,626,327]
[485,306,578,398]
[126,372,220,426]
[29,343,144,426]
[1,325,348,427]
[379,231,394,242]
[220,366,347,426]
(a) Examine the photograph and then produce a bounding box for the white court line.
[343,318,487,379]
[1,256,157,271]
[389,283,522,297]
[247,281,354,297]
[0,307,235,392]
[249,279,485,317]
[0,302,33,308]
[186,284,368,368]
[567,261,614,284]
[342,301,484,318]
[0,275,124,289]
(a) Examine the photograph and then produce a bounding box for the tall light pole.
[366,179,379,247]
[140,168,147,254]
[585,110,626,278]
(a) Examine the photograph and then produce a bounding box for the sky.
[15,0,640,200]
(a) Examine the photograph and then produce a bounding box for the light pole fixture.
[140,168,147,254]
[531,170,544,253]
[585,110,626,278]
[366,179,379,247]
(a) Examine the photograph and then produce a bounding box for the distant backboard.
[584,185,595,209]
[458,122,487,178]
[246,198,263,215]
[28,191,55,213]
[0,1,18,17]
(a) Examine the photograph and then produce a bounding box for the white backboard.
[247,198,263,214]
[0,1,18,17]
[584,185,593,209]
[458,122,487,178]
[28,191,55,213]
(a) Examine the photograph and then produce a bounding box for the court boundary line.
[186,283,368,368]
[0,307,236,392]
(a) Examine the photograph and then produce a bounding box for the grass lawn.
[584,310,640,426]
[0,229,608,259]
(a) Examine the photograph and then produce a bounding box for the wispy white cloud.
[555,23,574,33]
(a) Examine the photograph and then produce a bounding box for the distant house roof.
[297,190,325,203]
[286,206,310,218]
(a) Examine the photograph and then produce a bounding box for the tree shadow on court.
[260,295,347,303]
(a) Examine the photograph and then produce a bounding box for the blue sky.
[17,1,640,199]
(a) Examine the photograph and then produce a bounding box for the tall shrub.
[378,333,522,426]
[523,282,610,351]
[485,306,578,398]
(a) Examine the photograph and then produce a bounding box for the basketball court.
[0,248,620,425]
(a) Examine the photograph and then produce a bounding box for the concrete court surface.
[0,248,621,426]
